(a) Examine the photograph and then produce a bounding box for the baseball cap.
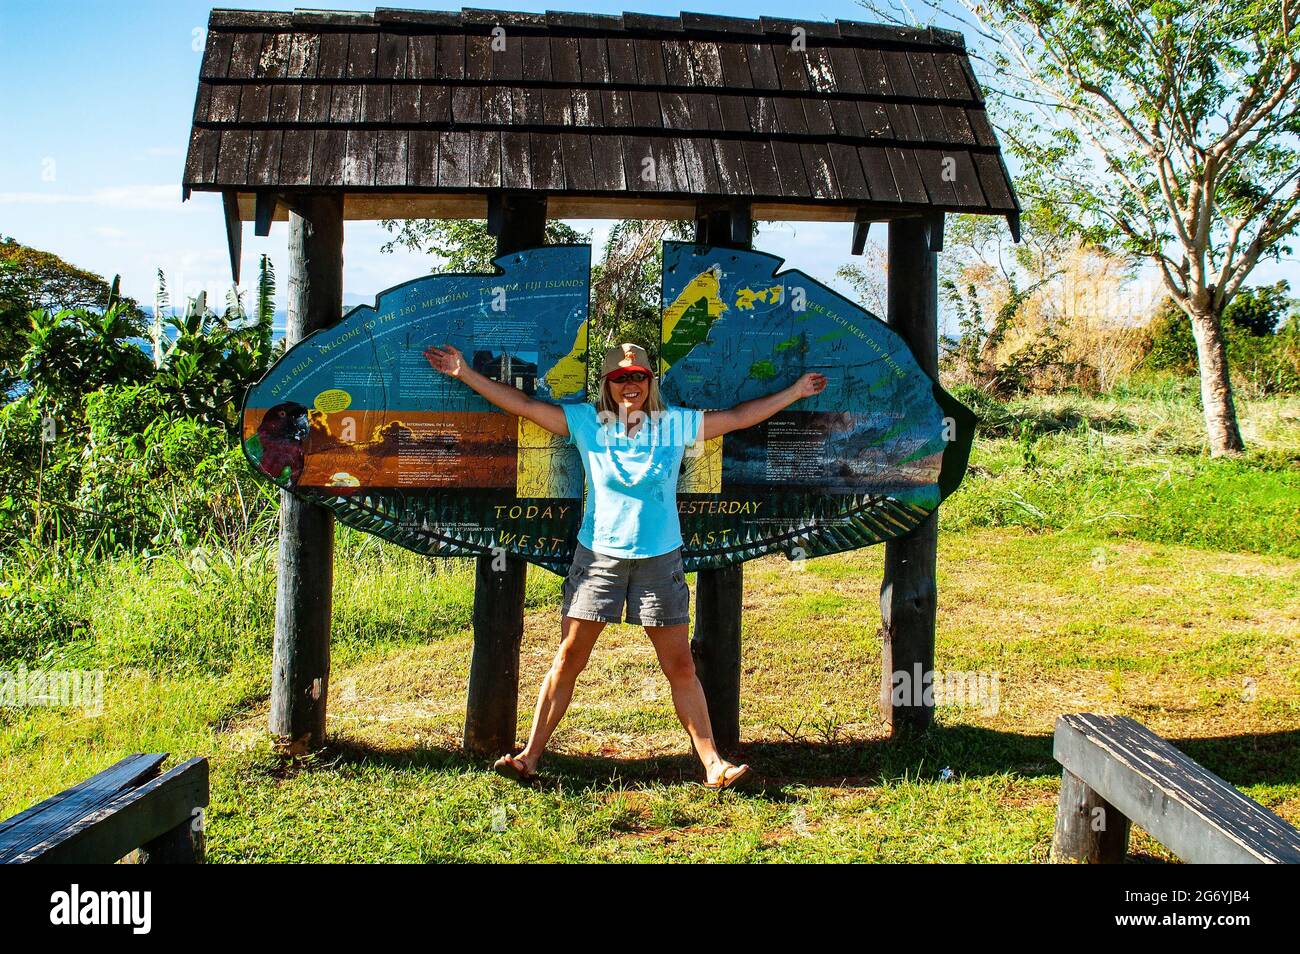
[600,343,654,379]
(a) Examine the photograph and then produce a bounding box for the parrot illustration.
[248,402,310,487]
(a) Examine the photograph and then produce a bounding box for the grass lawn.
[2,526,1296,863]
[1,389,1297,862]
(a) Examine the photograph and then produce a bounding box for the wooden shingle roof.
[184,7,1020,234]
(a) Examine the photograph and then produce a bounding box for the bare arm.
[700,372,828,441]
[424,344,569,437]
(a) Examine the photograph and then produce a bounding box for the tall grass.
[941,386,1300,556]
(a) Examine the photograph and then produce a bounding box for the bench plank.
[0,754,166,862]
[14,757,209,865]
[1054,714,1300,864]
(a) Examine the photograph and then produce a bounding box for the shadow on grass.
[310,724,1300,795]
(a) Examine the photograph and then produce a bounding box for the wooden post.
[689,204,750,754]
[463,194,547,758]
[137,817,205,864]
[879,216,939,735]
[269,193,343,754]
[692,560,744,752]
[1051,768,1131,863]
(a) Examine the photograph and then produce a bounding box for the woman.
[425,341,826,789]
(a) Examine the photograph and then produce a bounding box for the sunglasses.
[608,371,650,384]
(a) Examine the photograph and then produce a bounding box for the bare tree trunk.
[1188,310,1245,456]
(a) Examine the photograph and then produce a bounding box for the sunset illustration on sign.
[241,243,974,573]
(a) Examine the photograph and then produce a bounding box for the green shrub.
[946,383,1137,439]
[0,396,82,552]
[946,383,1014,437]
[1142,299,1198,374]
[1142,297,1300,395]
[941,390,1300,556]
[77,385,275,552]
[1224,281,1290,337]
[1226,324,1300,396]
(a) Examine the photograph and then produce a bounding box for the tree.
[20,303,153,411]
[870,0,1300,454]
[936,210,1065,393]
[0,237,145,316]
[835,239,889,318]
[18,258,279,435]
[589,219,694,366]
[145,260,279,431]
[253,254,277,359]
[1,238,146,397]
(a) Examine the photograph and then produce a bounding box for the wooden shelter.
[183,6,1020,755]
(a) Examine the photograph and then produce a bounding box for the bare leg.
[646,624,739,784]
[516,615,606,774]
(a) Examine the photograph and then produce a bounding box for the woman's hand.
[422,342,569,438]
[701,371,830,440]
[424,344,466,378]
[792,371,828,399]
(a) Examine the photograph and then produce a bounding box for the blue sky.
[0,0,964,316]
[0,0,1292,320]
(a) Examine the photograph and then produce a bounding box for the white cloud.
[0,184,189,212]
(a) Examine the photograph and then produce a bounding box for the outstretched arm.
[700,372,827,441]
[424,344,569,437]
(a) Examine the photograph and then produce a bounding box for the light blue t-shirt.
[562,402,704,559]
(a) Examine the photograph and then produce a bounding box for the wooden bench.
[0,754,208,864]
[1051,713,1300,863]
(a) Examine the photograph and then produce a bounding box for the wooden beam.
[688,202,751,755]
[222,191,242,284]
[0,754,166,861]
[254,192,278,237]
[269,193,343,755]
[486,193,505,238]
[218,189,950,225]
[137,812,206,863]
[879,216,939,736]
[851,209,871,255]
[927,212,945,252]
[691,556,744,753]
[729,203,753,246]
[464,551,528,758]
[463,193,547,759]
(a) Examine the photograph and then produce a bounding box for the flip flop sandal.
[703,763,751,792]
[493,755,537,785]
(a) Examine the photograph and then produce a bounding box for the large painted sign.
[241,243,974,573]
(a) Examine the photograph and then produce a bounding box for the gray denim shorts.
[561,542,691,627]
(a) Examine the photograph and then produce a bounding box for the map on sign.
[241,243,975,573]
[658,242,973,566]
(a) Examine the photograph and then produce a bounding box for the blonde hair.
[596,365,666,417]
